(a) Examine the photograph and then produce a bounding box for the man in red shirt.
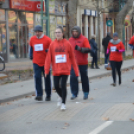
[29,25,52,101]
[69,26,91,100]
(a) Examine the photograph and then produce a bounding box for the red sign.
[9,0,44,12]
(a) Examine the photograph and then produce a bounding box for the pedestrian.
[102,32,112,67]
[89,35,100,69]
[45,26,79,110]
[128,35,134,57]
[106,32,125,86]
[29,25,52,101]
[69,26,91,100]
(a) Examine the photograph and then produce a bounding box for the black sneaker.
[83,96,88,100]
[70,96,77,100]
[45,97,51,101]
[35,96,43,101]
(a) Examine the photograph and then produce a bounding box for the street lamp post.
[41,0,50,36]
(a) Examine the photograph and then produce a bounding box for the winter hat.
[71,26,81,38]
[113,32,118,37]
[34,25,43,32]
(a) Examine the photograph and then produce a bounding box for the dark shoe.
[83,92,88,100]
[90,66,94,69]
[35,96,43,101]
[45,96,51,101]
[71,95,77,100]
[95,66,100,69]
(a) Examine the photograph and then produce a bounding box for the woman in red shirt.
[107,32,125,86]
[45,26,79,110]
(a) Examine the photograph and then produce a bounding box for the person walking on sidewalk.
[106,32,125,86]
[69,26,91,100]
[29,25,52,101]
[102,32,112,67]
[128,35,134,57]
[45,26,79,110]
[89,35,100,69]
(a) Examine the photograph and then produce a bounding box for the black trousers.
[54,75,68,104]
[91,52,98,67]
[110,61,122,84]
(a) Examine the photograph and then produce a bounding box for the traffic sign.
[106,20,113,27]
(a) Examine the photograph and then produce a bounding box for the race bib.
[55,55,66,63]
[111,46,116,52]
[34,44,43,51]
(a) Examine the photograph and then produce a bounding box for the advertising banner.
[9,0,44,12]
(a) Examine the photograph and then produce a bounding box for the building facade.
[0,0,67,62]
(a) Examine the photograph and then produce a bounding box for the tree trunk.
[115,0,133,40]
[68,0,78,37]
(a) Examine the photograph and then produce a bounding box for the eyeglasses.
[55,32,62,34]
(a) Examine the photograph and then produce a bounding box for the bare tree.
[115,0,133,39]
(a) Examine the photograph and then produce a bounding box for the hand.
[75,45,81,51]
[45,74,47,78]
[116,49,119,52]
[30,56,33,60]
[45,49,48,52]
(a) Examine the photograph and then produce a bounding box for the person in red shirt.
[128,35,134,57]
[45,26,79,110]
[69,26,91,100]
[107,32,125,86]
[29,25,52,101]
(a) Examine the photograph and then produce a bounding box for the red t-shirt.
[107,41,125,62]
[30,35,51,66]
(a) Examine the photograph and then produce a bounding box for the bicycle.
[0,55,5,71]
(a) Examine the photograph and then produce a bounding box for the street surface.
[0,69,134,134]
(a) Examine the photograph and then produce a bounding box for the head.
[34,25,43,38]
[113,32,118,40]
[107,32,111,37]
[55,26,64,40]
[91,34,96,39]
[71,26,81,38]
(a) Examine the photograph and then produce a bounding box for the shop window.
[8,10,17,24]
[26,13,33,25]
[57,16,63,26]
[50,15,56,40]
[0,9,5,21]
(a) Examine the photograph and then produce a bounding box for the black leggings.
[54,75,68,104]
[110,61,122,84]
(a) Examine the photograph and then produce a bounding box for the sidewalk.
[0,59,134,103]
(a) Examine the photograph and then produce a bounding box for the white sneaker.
[61,103,66,110]
[57,97,62,107]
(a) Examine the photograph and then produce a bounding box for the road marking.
[89,121,113,134]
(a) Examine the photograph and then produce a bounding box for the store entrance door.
[0,22,7,62]
[18,25,29,58]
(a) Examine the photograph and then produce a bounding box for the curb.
[0,65,134,103]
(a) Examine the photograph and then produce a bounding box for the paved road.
[0,69,134,134]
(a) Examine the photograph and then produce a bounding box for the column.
[90,16,94,38]
[84,15,88,38]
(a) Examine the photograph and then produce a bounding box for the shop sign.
[9,0,44,12]
[84,9,97,16]
[106,20,113,27]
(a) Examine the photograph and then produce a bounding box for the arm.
[75,38,91,53]
[45,45,52,76]
[69,44,79,77]
[116,42,125,52]
[29,38,33,60]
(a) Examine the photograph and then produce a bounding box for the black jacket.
[102,35,112,53]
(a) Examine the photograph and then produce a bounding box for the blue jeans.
[70,65,90,97]
[33,63,51,97]
[105,54,109,64]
